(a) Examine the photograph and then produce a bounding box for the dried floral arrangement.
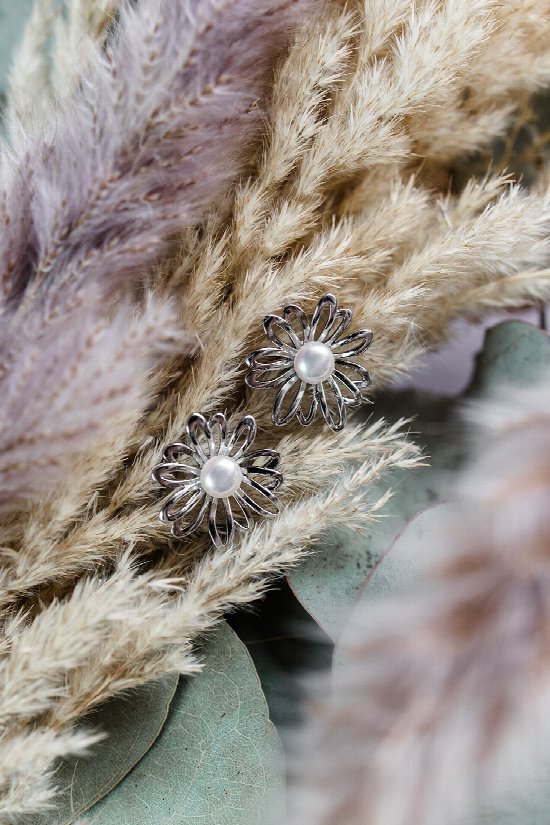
[1,0,550,823]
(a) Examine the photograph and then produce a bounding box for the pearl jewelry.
[154,413,282,549]
[294,341,335,385]
[200,455,243,498]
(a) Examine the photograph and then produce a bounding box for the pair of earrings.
[153,294,373,549]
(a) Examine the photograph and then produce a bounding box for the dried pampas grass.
[28,0,550,595]
[5,0,122,140]
[0,295,188,512]
[290,370,550,825]
[3,0,550,819]
[0,434,420,816]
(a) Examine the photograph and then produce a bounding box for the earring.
[152,413,282,550]
[245,294,373,432]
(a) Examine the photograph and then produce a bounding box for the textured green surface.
[288,393,462,641]
[469,320,550,395]
[89,622,285,825]
[289,320,550,641]
[28,674,179,825]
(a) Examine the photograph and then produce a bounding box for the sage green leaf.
[331,503,452,672]
[288,392,461,640]
[29,673,179,825]
[289,320,550,640]
[88,621,285,825]
[469,319,550,394]
[361,503,454,600]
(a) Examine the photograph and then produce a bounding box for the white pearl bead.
[200,455,243,498]
[294,341,335,384]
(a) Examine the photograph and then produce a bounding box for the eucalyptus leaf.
[28,673,179,825]
[88,621,285,825]
[469,320,550,394]
[331,503,453,672]
[288,320,550,640]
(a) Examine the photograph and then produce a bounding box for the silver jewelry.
[152,413,282,550]
[245,294,373,431]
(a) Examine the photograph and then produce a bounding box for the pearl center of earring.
[293,341,335,384]
[200,455,243,498]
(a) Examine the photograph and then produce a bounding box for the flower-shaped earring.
[152,413,282,550]
[245,294,373,431]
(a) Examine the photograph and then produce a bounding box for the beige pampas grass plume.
[5,0,550,817]
[0,429,421,818]
[290,368,550,825]
[7,0,550,671]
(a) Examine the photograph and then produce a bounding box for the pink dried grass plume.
[0,0,314,511]
[290,371,550,825]
[1,0,316,303]
[0,294,187,511]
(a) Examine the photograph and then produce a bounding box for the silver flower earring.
[245,294,373,431]
[152,413,282,550]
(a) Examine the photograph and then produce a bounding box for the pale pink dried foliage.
[1,0,314,304]
[0,294,186,511]
[0,0,313,513]
[290,370,550,825]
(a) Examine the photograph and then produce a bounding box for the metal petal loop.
[152,412,282,549]
[226,414,257,458]
[310,293,337,340]
[245,293,374,431]
[160,484,204,524]
[273,374,307,426]
[171,494,210,538]
[282,303,310,342]
[263,315,302,351]
[332,329,374,357]
[186,413,212,463]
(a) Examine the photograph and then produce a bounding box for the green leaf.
[88,622,285,825]
[362,503,454,600]
[288,392,461,640]
[469,320,550,394]
[288,321,550,640]
[28,674,179,825]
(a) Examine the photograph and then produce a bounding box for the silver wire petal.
[272,374,306,426]
[320,309,352,345]
[238,477,280,517]
[245,347,294,371]
[332,329,374,357]
[208,497,234,550]
[263,315,302,351]
[226,414,257,459]
[244,466,284,491]
[318,379,346,431]
[208,412,227,454]
[163,442,194,463]
[246,365,295,390]
[297,386,318,426]
[230,494,251,531]
[171,494,211,538]
[282,303,310,344]
[186,413,211,464]
[152,461,200,487]
[310,293,337,340]
[332,369,363,407]
[240,448,281,470]
[335,358,371,390]
[160,483,203,523]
